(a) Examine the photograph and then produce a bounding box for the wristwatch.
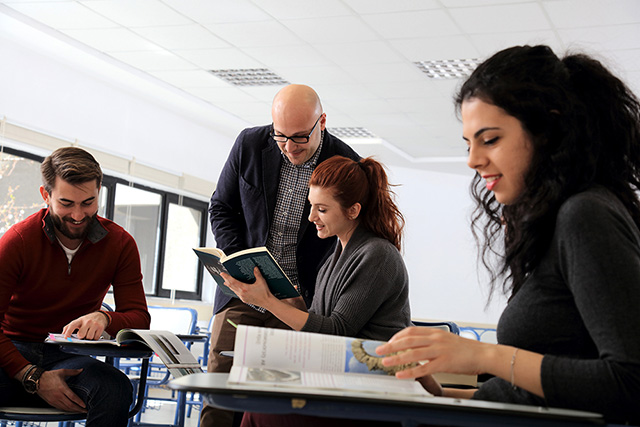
[22,365,45,394]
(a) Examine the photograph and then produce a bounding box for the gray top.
[474,186,640,424]
[301,225,412,341]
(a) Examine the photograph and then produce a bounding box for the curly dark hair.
[455,45,640,301]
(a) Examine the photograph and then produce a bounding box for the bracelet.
[98,310,112,328]
[510,348,519,390]
[21,364,37,385]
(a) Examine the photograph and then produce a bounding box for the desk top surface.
[170,373,604,426]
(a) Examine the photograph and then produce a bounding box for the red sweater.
[0,209,150,377]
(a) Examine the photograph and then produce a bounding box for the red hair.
[309,156,404,250]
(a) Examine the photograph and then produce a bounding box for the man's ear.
[348,203,361,220]
[40,186,50,205]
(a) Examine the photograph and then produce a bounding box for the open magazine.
[228,325,431,398]
[47,329,203,378]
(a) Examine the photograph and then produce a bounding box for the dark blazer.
[209,125,360,314]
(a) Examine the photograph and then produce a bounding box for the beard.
[50,210,98,242]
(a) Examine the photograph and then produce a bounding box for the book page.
[234,326,397,376]
[46,333,118,345]
[117,329,203,377]
[228,366,430,397]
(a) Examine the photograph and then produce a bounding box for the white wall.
[0,13,248,186]
[0,17,505,325]
[389,166,506,325]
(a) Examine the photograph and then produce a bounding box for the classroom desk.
[51,340,154,418]
[169,373,605,427]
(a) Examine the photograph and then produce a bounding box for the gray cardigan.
[474,186,640,424]
[301,225,412,341]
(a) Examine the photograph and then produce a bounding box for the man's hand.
[37,369,87,413]
[62,312,108,339]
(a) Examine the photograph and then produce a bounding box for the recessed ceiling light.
[328,127,377,138]
[208,68,289,86]
[414,59,480,79]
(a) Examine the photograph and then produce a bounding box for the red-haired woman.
[222,155,411,341]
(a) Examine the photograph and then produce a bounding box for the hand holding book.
[221,266,276,309]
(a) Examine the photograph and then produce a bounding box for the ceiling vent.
[328,127,377,138]
[414,59,480,79]
[208,68,289,86]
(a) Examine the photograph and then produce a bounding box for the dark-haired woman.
[223,155,411,341]
[378,45,640,424]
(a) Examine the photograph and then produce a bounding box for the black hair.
[455,45,640,300]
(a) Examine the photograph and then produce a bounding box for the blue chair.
[411,319,460,335]
[130,306,199,427]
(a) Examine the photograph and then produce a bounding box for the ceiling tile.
[217,101,272,123]
[389,36,479,61]
[187,86,259,104]
[543,0,640,28]
[469,31,562,57]
[450,3,551,34]
[174,48,264,69]
[439,0,530,6]
[342,62,425,84]
[558,24,640,51]
[237,86,283,103]
[311,84,378,102]
[255,0,353,19]
[240,45,333,68]
[147,70,230,88]
[282,16,380,44]
[361,10,460,39]
[204,20,304,48]
[108,50,196,71]
[274,65,358,86]
[344,0,440,14]
[606,48,640,73]
[81,0,191,27]
[62,28,161,52]
[132,25,229,50]
[314,41,406,65]
[160,0,270,24]
[6,2,116,29]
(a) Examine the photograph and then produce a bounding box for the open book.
[228,325,431,398]
[47,329,203,378]
[193,247,299,300]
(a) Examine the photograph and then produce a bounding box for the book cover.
[193,247,299,300]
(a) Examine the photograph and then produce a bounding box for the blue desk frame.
[169,373,605,427]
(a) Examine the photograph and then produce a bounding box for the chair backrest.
[148,306,198,335]
[459,327,481,340]
[411,320,460,335]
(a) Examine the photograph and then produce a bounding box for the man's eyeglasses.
[270,114,322,144]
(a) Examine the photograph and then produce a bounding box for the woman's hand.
[375,326,492,379]
[222,267,274,308]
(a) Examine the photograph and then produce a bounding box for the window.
[0,147,208,300]
[159,201,206,299]
[0,149,45,237]
[113,183,163,294]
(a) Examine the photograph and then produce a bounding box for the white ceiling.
[1,0,639,175]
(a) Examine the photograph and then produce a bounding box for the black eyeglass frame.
[270,114,323,144]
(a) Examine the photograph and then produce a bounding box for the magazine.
[227,325,431,398]
[47,329,203,378]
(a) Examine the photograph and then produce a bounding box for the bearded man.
[0,146,150,427]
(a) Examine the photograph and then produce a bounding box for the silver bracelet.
[510,348,519,390]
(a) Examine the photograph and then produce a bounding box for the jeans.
[0,340,133,427]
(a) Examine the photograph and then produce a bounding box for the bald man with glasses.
[202,84,360,427]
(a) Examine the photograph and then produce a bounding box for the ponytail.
[310,156,404,250]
